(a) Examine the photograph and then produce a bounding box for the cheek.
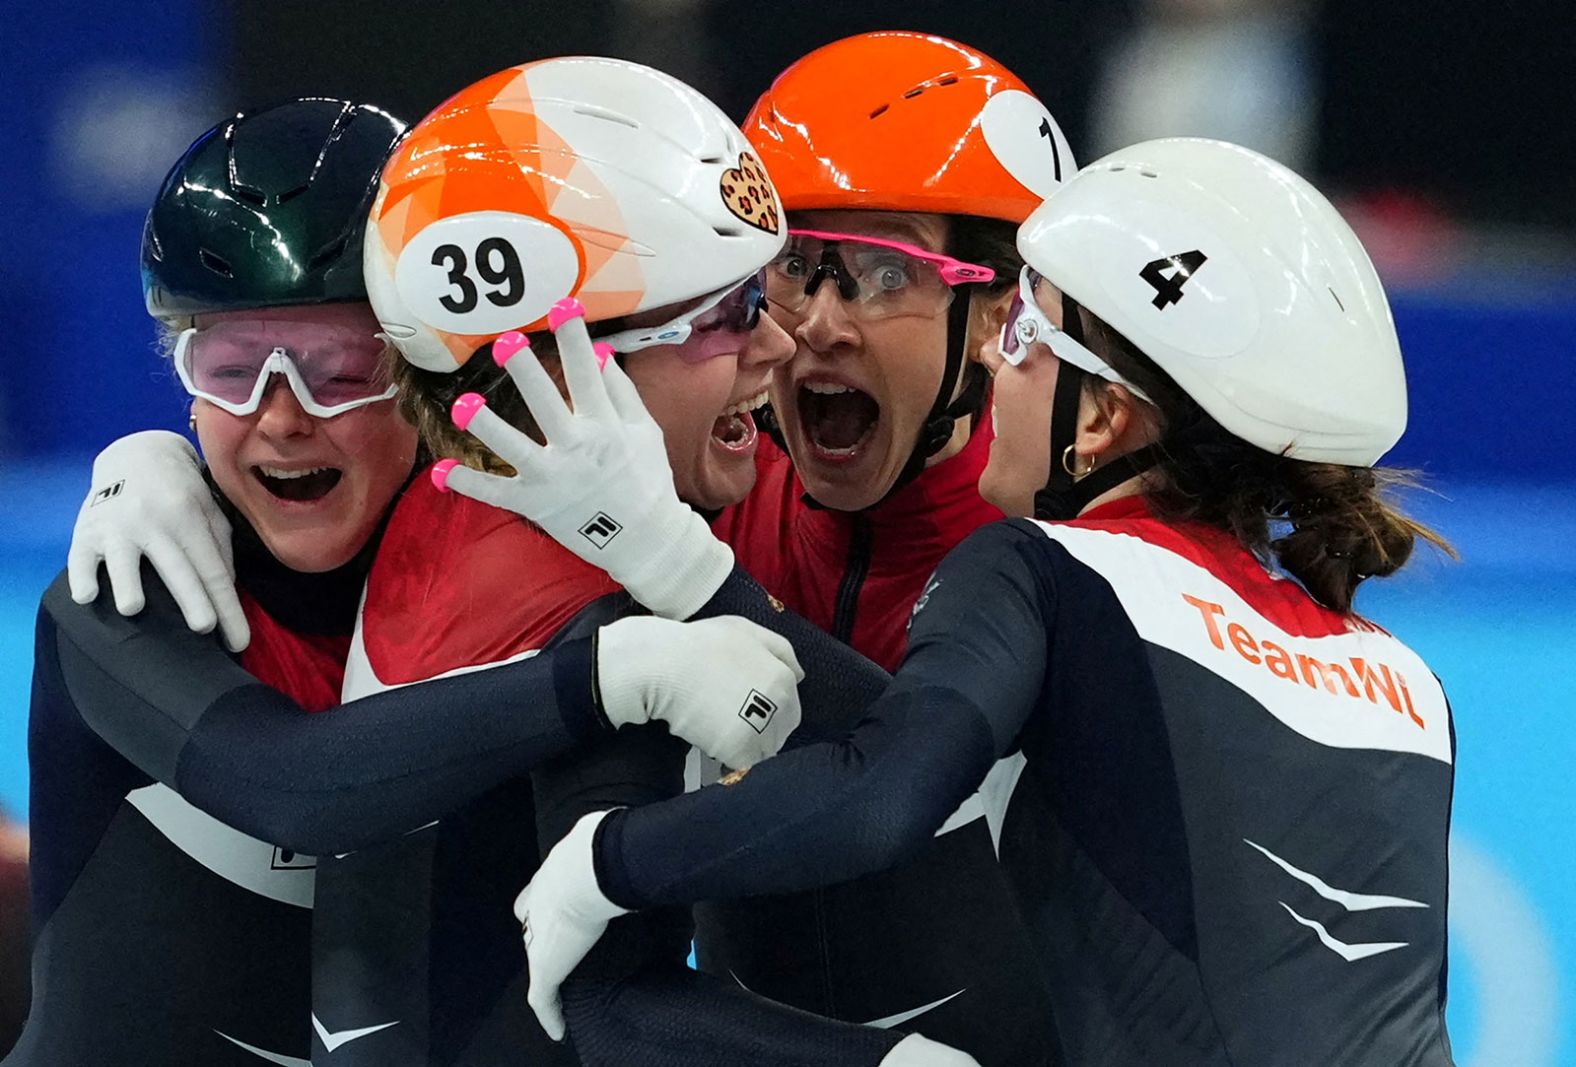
[625,355,732,458]
[193,405,248,486]
[997,364,1056,453]
[866,319,948,420]
[678,361,736,449]
[325,406,417,498]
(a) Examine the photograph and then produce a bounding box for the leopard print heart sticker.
[719,151,781,234]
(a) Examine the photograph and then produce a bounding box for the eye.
[209,365,256,381]
[873,263,910,292]
[773,252,809,279]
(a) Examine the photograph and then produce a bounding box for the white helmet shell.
[366,57,786,371]
[1018,138,1406,466]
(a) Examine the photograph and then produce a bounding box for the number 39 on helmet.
[1019,138,1408,467]
[365,57,786,372]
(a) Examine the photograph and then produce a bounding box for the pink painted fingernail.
[548,298,586,331]
[431,458,460,493]
[492,332,530,366]
[451,392,487,430]
[593,342,614,371]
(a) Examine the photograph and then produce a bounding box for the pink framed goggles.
[766,229,995,320]
[594,269,769,363]
[173,320,397,418]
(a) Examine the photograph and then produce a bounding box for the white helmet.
[1018,137,1406,466]
[366,57,786,372]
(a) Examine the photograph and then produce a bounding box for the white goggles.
[173,323,398,418]
[999,266,1154,405]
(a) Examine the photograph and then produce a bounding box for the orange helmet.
[745,32,1073,223]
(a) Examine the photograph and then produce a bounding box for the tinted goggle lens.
[999,270,1058,366]
[1001,292,1029,360]
[695,269,768,335]
[179,324,392,414]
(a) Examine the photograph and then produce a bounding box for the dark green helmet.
[141,98,407,318]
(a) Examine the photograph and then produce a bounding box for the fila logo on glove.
[91,480,125,506]
[578,512,623,549]
[739,690,778,734]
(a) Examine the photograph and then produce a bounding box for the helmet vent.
[572,104,638,129]
[232,183,267,207]
[699,154,724,164]
[899,76,959,102]
[147,229,165,263]
[1328,287,1346,312]
[713,225,743,237]
[199,249,234,278]
[868,103,890,119]
[1139,169,1158,178]
[310,235,349,269]
[277,183,312,204]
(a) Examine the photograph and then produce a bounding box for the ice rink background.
[1,2,1572,1063]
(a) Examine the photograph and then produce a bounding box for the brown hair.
[947,215,1024,412]
[949,215,1022,303]
[1079,313,1455,613]
[389,334,566,475]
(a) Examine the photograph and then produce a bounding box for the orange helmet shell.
[367,59,783,372]
[746,32,1074,224]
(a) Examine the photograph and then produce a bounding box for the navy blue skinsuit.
[590,506,1459,1067]
[15,483,912,1066]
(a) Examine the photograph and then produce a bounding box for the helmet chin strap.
[882,291,987,501]
[1032,293,1161,521]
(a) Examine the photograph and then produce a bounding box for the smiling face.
[974,333,1061,518]
[191,303,419,572]
[977,271,1173,517]
[974,272,1078,518]
[621,295,795,511]
[764,210,968,512]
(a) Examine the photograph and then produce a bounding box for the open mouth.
[798,381,880,460]
[253,464,343,503]
[711,390,766,453]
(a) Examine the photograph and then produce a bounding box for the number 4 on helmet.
[1018,138,1407,468]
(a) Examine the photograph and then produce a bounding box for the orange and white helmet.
[366,57,785,372]
[746,31,1073,222]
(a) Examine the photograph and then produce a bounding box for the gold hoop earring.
[1061,444,1095,480]
[188,410,197,432]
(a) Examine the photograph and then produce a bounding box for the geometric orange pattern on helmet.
[372,64,643,366]
[745,31,1048,224]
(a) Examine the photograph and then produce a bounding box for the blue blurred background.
[1,1,1572,1062]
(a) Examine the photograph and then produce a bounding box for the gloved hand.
[879,1034,983,1066]
[515,809,629,1041]
[596,615,803,769]
[437,298,734,620]
[67,430,249,652]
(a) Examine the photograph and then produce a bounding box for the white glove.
[439,298,734,620]
[596,615,803,769]
[880,1034,983,1067]
[514,809,630,1041]
[67,430,249,652]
